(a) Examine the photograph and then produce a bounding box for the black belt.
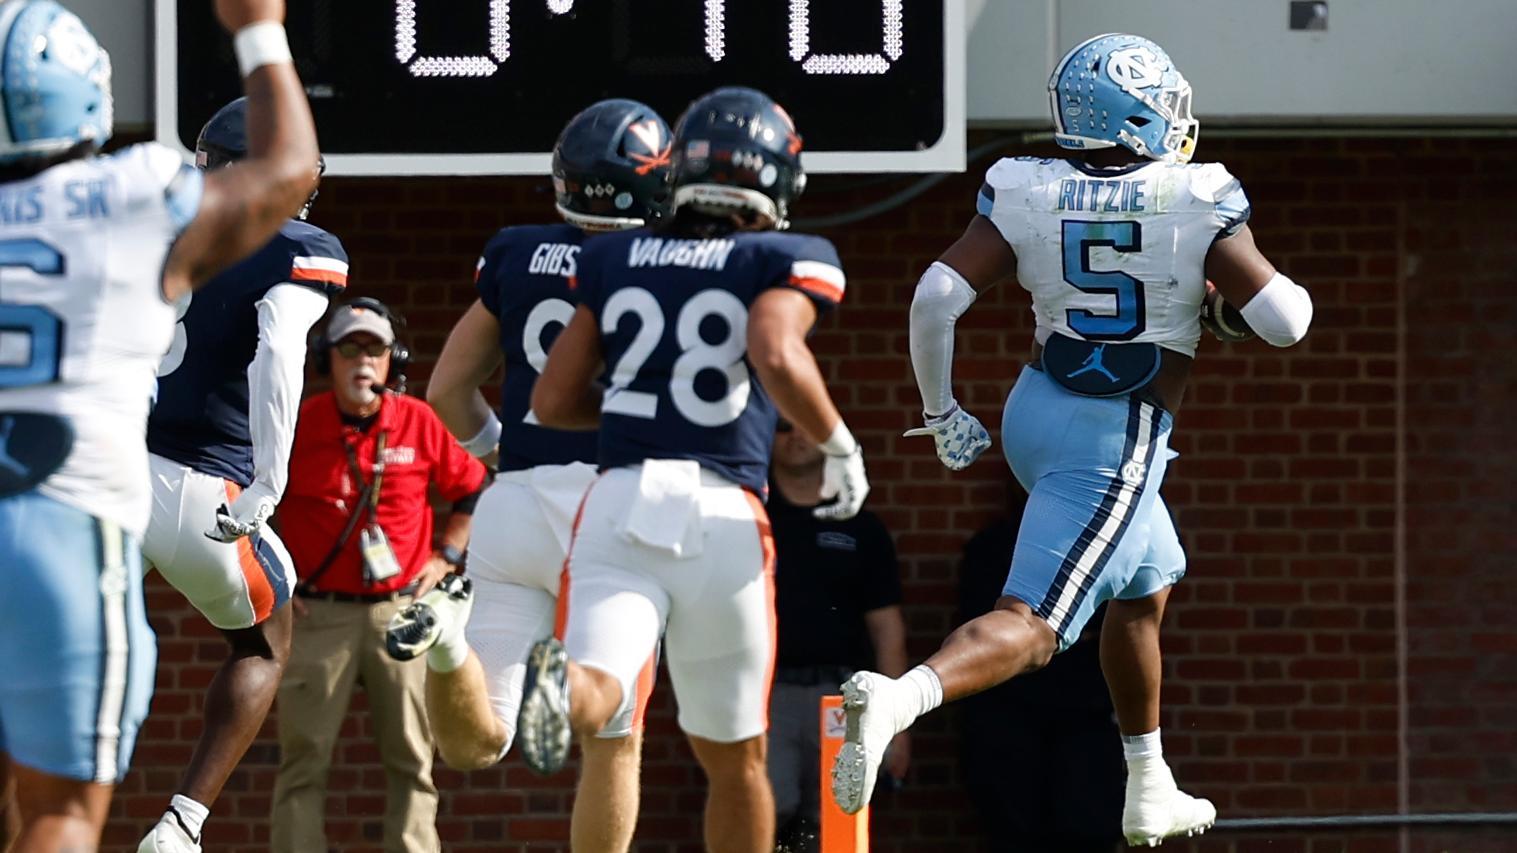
[774,665,855,687]
[295,582,418,604]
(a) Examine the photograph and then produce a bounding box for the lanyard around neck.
[343,429,388,513]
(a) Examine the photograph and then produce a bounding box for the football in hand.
[1199,281,1255,342]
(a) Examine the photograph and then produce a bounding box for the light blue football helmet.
[0,0,112,163]
[1048,33,1197,164]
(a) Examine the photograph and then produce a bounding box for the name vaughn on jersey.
[627,236,737,271]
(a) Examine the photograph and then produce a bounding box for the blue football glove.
[903,404,991,471]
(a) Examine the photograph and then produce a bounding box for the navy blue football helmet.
[196,97,325,218]
[552,98,672,231]
[669,86,806,229]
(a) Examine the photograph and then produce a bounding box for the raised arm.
[162,0,319,302]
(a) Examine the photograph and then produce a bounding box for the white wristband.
[818,422,858,456]
[234,22,293,77]
[460,414,503,459]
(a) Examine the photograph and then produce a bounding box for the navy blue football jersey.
[575,228,846,494]
[475,222,600,472]
[147,220,347,485]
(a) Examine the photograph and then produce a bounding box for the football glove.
[815,442,870,522]
[904,404,991,471]
[205,482,278,543]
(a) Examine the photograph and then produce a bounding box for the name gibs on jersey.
[529,242,578,277]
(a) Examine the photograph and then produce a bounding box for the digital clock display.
[157,0,964,175]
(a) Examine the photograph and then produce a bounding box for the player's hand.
[412,556,455,598]
[215,0,285,32]
[903,404,991,471]
[815,443,869,522]
[204,483,278,543]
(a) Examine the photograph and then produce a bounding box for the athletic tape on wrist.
[234,22,293,77]
[461,414,503,459]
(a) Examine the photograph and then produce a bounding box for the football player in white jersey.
[830,34,1314,847]
[0,0,318,849]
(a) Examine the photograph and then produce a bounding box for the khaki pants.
[271,596,439,853]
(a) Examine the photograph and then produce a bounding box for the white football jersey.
[977,156,1250,357]
[0,143,202,538]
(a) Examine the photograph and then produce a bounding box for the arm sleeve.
[767,234,846,310]
[909,261,977,417]
[856,514,903,612]
[246,284,331,500]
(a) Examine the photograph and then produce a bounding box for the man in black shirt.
[957,482,1124,853]
[768,421,908,850]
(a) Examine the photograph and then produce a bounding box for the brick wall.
[104,136,1517,852]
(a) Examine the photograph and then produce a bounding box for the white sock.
[1122,728,1164,763]
[168,794,208,840]
[897,665,943,726]
[427,632,470,673]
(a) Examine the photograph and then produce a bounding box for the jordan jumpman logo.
[0,417,29,479]
[1066,344,1120,383]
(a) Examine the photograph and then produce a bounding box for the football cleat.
[1121,760,1217,847]
[137,811,201,853]
[384,573,472,662]
[517,637,573,776]
[830,671,904,815]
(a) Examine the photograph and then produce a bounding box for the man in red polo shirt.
[269,300,487,853]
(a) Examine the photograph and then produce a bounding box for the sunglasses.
[335,341,390,358]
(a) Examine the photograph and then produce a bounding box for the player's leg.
[687,734,774,853]
[573,727,643,853]
[386,472,575,769]
[658,485,778,853]
[270,598,362,853]
[0,494,156,849]
[1104,499,1214,845]
[833,373,1173,814]
[518,470,668,775]
[6,762,114,852]
[359,599,440,853]
[140,464,298,851]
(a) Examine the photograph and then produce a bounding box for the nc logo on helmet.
[1105,47,1164,90]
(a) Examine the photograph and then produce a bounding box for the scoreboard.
[156,0,965,174]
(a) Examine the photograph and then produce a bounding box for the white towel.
[617,460,704,558]
[528,463,599,554]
